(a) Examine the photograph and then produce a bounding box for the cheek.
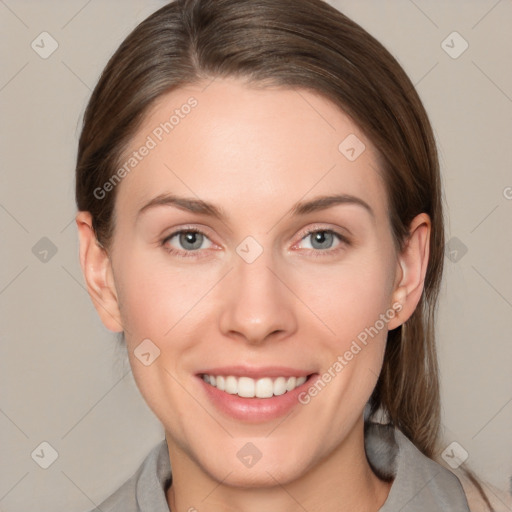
[113,248,212,338]
[298,252,394,346]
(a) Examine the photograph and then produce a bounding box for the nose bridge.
[236,245,279,298]
[218,239,296,343]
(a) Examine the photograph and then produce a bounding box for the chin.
[198,446,310,488]
[216,464,300,488]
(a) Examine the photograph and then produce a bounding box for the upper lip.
[197,366,315,379]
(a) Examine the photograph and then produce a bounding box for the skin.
[76,77,430,512]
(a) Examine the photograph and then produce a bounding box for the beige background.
[1,1,511,511]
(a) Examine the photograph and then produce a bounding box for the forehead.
[113,77,388,224]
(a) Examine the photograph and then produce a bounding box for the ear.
[75,211,123,333]
[387,213,431,330]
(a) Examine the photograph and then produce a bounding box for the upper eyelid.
[300,225,349,239]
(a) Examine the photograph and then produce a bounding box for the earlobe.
[75,211,124,333]
[392,285,407,311]
[387,213,431,330]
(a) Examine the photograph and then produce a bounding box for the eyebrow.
[136,193,375,222]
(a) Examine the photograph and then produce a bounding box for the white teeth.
[286,376,296,391]
[225,376,238,394]
[255,377,273,398]
[201,374,309,398]
[238,377,255,398]
[273,377,287,396]
[296,376,307,386]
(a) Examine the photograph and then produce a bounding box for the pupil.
[182,232,202,250]
[313,231,332,249]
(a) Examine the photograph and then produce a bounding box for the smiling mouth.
[200,374,313,398]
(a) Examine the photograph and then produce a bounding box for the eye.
[161,228,213,257]
[161,226,350,259]
[295,228,350,256]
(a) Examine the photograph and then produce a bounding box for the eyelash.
[160,226,351,259]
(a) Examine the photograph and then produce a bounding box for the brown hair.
[75,0,492,508]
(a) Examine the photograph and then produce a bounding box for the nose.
[218,248,297,346]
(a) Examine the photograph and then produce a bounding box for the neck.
[165,418,393,512]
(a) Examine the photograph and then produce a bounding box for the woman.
[74,0,498,510]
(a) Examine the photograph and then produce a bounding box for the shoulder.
[448,467,512,512]
[84,470,140,512]
[375,426,471,511]
[371,424,512,512]
[83,439,170,512]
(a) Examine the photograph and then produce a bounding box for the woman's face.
[102,77,404,485]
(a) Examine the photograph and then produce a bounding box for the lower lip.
[197,374,319,423]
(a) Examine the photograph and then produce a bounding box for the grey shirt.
[86,425,471,512]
